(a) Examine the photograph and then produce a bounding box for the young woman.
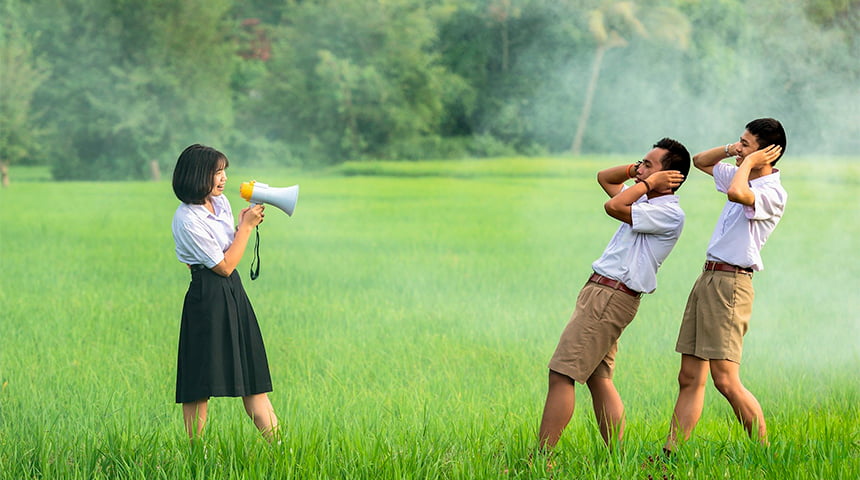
[171,144,279,441]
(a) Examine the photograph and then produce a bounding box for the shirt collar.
[750,168,781,187]
[644,193,679,205]
[188,196,226,219]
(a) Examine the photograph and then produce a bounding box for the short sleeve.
[712,162,735,193]
[632,202,684,235]
[745,185,787,221]
[174,217,226,268]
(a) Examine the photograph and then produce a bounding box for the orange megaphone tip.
[239,181,256,202]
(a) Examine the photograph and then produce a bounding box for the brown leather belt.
[588,273,641,297]
[703,261,753,275]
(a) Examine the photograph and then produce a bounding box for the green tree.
[0,1,49,186]
[27,0,234,180]
[804,0,860,31]
[435,0,585,152]
[242,0,467,163]
[98,0,236,178]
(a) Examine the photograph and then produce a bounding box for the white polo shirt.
[172,194,235,268]
[705,162,787,271]
[591,187,685,294]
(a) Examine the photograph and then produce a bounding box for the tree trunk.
[501,20,509,72]
[342,86,360,156]
[1,160,9,188]
[571,44,607,155]
[149,160,161,181]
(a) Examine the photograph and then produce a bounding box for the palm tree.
[571,2,690,155]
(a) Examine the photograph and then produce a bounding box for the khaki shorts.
[548,281,640,383]
[675,270,754,363]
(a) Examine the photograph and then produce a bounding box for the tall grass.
[1,158,858,479]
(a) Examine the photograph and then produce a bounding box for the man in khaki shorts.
[664,118,787,453]
[538,138,690,450]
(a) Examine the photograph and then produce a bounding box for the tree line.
[2,0,858,181]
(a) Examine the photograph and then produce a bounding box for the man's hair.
[746,118,787,165]
[172,144,229,204]
[654,137,691,192]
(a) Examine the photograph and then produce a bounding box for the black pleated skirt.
[175,267,272,403]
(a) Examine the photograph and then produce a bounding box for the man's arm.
[692,143,736,176]
[726,145,782,206]
[603,181,649,225]
[597,163,638,198]
[604,170,684,224]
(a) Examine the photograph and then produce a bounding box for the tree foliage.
[21,0,234,180]
[0,0,50,177]
[3,0,859,180]
[235,0,469,164]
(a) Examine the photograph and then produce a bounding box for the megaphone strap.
[249,226,261,280]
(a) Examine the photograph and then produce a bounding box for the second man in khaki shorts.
[675,268,754,363]
[664,118,788,453]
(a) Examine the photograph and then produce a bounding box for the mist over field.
[755,169,860,372]
[519,2,860,156]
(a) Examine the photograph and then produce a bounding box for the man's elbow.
[726,187,754,206]
[604,200,618,217]
[604,201,631,223]
[692,154,710,170]
[596,171,610,189]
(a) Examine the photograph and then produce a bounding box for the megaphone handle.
[249,225,261,280]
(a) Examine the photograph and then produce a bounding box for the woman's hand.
[213,204,265,277]
[239,204,265,229]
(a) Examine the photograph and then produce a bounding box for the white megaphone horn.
[239,180,299,216]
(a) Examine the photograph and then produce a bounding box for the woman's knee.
[242,394,270,414]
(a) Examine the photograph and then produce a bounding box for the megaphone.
[239,181,299,216]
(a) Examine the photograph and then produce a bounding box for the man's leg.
[586,375,624,446]
[665,354,709,451]
[709,359,768,444]
[538,370,576,450]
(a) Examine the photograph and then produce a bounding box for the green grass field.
[1,157,858,479]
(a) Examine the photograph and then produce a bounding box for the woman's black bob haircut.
[172,144,229,205]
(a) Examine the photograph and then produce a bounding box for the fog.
[521,1,860,156]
